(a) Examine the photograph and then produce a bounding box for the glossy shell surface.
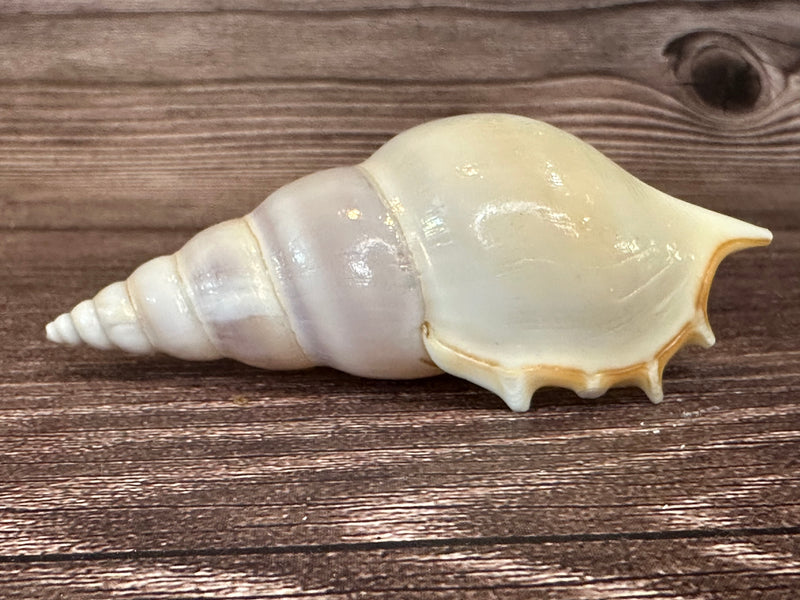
[46,114,772,411]
[361,115,771,409]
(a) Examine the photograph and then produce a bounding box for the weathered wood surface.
[1,1,798,598]
[3,1,799,231]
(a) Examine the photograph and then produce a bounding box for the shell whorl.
[46,166,437,379]
[361,114,772,410]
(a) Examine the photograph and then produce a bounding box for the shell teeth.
[640,360,664,404]
[497,374,536,413]
[577,374,608,399]
[690,312,716,348]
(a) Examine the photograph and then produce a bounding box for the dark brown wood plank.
[1,1,798,229]
[2,535,799,598]
[1,3,793,84]
[1,78,797,231]
[5,0,774,13]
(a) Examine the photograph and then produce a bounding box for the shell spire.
[46,218,315,370]
[46,282,156,355]
[46,168,437,380]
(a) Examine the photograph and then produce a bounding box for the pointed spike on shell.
[421,322,536,411]
[497,374,537,413]
[689,310,716,348]
[640,360,665,404]
[576,374,609,399]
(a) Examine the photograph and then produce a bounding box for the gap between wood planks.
[3,525,800,564]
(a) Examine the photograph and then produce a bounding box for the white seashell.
[46,114,772,411]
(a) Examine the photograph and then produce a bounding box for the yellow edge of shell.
[422,235,772,412]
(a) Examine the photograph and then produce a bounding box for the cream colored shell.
[362,114,771,410]
[46,114,772,411]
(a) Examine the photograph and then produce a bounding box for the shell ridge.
[173,249,220,358]
[123,277,158,352]
[45,313,80,346]
[87,298,120,351]
[356,159,434,341]
[70,299,115,350]
[242,212,315,366]
[88,281,156,354]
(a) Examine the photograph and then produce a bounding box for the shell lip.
[421,233,772,412]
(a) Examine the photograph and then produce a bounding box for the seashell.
[45,114,772,411]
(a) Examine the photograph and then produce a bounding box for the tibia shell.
[361,114,771,411]
[47,113,771,411]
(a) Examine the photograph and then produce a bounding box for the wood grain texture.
[1,0,798,597]
[1,1,798,229]
[2,536,799,598]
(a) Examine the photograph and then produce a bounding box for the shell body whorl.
[360,114,771,410]
[46,113,772,411]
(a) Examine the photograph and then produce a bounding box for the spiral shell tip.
[46,313,81,346]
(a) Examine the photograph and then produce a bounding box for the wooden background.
[1,1,799,597]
